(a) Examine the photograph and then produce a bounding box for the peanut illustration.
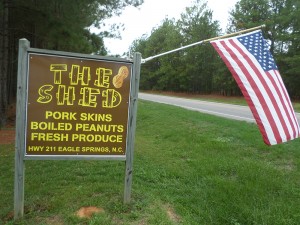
[112,66,129,88]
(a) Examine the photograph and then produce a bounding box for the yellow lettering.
[58,146,80,152]
[72,134,122,142]
[94,67,112,88]
[102,89,122,108]
[45,111,77,120]
[112,147,123,153]
[82,146,110,153]
[56,85,75,105]
[50,64,67,84]
[37,85,53,103]
[75,123,123,132]
[31,133,69,141]
[78,87,101,107]
[30,121,72,131]
[69,65,91,85]
[80,113,112,122]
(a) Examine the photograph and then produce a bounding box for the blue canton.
[237,31,278,71]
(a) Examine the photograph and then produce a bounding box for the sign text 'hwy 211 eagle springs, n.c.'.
[26,54,132,156]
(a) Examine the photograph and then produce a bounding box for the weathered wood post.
[13,38,141,219]
[124,52,141,203]
[14,38,30,219]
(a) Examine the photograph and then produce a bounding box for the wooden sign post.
[14,39,141,219]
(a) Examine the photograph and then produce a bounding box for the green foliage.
[178,1,221,94]
[1,101,300,224]
[0,0,143,127]
[144,19,185,91]
[228,0,300,99]
[131,0,300,99]
[131,0,225,94]
[279,0,300,99]
[7,0,142,53]
[228,0,270,31]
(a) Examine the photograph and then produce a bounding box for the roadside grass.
[293,102,300,112]
[144,91,300,112]
[1,100,300,224]
[193,95,247,106]
[193,95,300,113]
[192,95,300,112]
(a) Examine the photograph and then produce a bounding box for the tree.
[0,0,9,127]
[228,0,300,99]
[275,0,300,98]
[178,0,220,93]
[130,0,221,94]
[0,0,143,127]
[146,19,184,91]
[131,0,300,98]
[130,19,185,91]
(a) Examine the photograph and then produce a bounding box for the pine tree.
[0,0,143,127]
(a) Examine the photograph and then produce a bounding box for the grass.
[1,100,300,224]
[193,95,300,113]
[145,91,300,112]
[198,96,300,112]
[293,102,300,113]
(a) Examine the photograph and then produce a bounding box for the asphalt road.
[138,93,300,123]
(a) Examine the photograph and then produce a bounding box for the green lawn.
[194,95,300,113]
[145,91,300,112]
[1,100,300,224]
[292,102,300,113]
[185,93,300,112]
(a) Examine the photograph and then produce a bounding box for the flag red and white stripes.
[211,30,300,145]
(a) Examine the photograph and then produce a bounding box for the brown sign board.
[25,53,132,157]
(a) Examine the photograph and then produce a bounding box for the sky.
[98,0,238,55]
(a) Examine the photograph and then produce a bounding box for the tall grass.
[1,100,300,224]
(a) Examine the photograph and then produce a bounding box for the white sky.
[98,0,238,55]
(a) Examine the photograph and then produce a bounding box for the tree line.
[1,0,299,127]
[0,0,142,127]
[130,0,300,100]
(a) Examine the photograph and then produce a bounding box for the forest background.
[0,0,299,127]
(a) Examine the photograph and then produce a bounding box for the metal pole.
[142,24,266,63]
[14,39,29,220]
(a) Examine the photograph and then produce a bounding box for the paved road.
[139,93,300,123]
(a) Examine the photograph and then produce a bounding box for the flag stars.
[211,30,300,145]
[239,31,277,71]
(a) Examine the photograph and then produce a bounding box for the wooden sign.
[15,39,141,220]
[26,54,132,157]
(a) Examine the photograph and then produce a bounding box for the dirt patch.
[276,159,295,171]
[163,204,181,223]
[0,129,15,145]
[1,102,16,145]
[2,211,14,222]
[6,103,16,127]
[43,216,65,225]
[76,206,104,219]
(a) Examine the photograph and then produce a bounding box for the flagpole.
[142,24,266,63]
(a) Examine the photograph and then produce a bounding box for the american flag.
[211,30,300,145]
